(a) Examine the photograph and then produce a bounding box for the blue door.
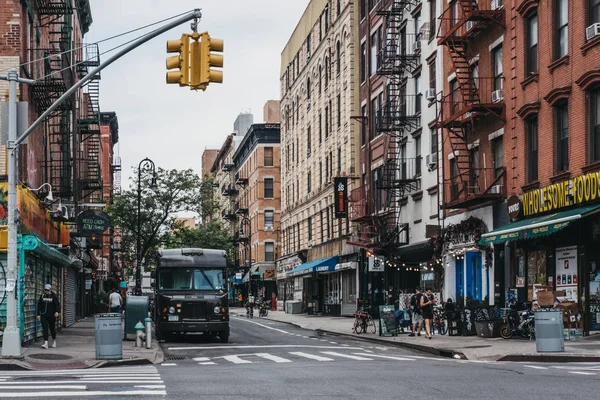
[466,252,482,301]
[455,258,464,300]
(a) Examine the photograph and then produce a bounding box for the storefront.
[481,170,600,334]
[287,257,338,314]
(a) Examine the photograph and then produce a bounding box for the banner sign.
[334,177,348,218]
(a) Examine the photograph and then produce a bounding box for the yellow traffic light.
[194,32,224,89]
[166,34,190,86]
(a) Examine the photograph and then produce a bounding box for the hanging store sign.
[334,177,348,218]
[522,170,600,217]
[77,210,111,235]
[507,195,522,219]
[368,256,385,272]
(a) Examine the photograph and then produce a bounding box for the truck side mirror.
[150,271,155,279]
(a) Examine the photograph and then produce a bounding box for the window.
[319,65,322,93]
[370,32,377,75]
[371,96,378,138]
[307,171,312,193]
[307,34,311,58]
[325,105,330,137]
[415,135,422,175]
[329,150,333,177]
[264,178,274,198]
[450,79,459,115]
[326,207,330,239]
[414,12,422,41]
[264,210,274,229]
[493,137,504,178]
[308,217,313,241]
[400,28,406,55]
[307,78,311,104]
[361,42,366,82]
[592,0,600,24]
[451,1,459,27]
[400,144,407,180]
[319,160,323,185]
[428,58,436,94]
[325,56,329,87]
[556,0,568,59]
[470,147,480,193]
[324,5,329,33]
[361,105,367,145]
[471,62,479,88]
[319,113,323,143]
[320,210,324,241]
[337,0,341,16]
[373,167,383,212]
[592,88,600,162]
[415,74,422,114]
[492,45,503,91]
[360,0,366,19]
[307,126,312,156]
[527,13,538,74]
[265,243,274,262]
[429,0,436,41]
[527,116,538,182]
[337,147,342,174]
[319,15,322,41]
[337,94,341,128]
[431,128,438,155]
[264,147,273,166]
[450,159,459,198]
[336,41,342,74]
[556,102,569,172]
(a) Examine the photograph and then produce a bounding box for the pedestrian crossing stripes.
[0,366,165,398]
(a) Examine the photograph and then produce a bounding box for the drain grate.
[28,353,73,361]
[165,356,188,361]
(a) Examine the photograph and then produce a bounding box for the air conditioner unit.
[413,40,421,53]
[491,0,503,10]
[492,89,504,103]
[490,184,503,194]
[425,154,437,170]
[586,23,600,41]
[265,226,274,231]
[307,240,314,248]
[425,88,436,101]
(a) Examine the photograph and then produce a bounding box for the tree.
[165,220,234,256]
[107,167,209,274]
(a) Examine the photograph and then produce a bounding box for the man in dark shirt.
[37,283,60,349]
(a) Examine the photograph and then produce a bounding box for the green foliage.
[165,220,234,256]
[92,290,109,313]
[107,167,219,278]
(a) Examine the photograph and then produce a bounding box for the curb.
[258,315,467,360]
[498,354,600,363]
[0,362,32,371]
[95,358,154,368]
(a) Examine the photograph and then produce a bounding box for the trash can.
[94,313,122,360]
[535,310,564,353]
[124,295,149,340]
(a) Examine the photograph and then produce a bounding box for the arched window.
[319,65,322,93]
[325,56,329,86]
[307,78,311,101]
[336,41,342,74]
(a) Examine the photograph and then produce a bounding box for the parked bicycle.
[500,302,535,340]
[352,304,376,334]
[432,305,448,335]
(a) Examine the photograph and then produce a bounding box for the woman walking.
[421,288,436,339]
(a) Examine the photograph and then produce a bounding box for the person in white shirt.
[108,288,123,313]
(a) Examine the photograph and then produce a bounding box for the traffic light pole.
[2,8,202,358]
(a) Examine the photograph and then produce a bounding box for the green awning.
[479,204,600,245]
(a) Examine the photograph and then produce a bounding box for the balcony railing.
[221,163,234,172]
[235,172,248,185]
[377,95,421,133]
[221,209,236,221]
[376,33,421,76]
[444,167,505,209]
[440,77,504,126]
[221,185,238,196]
[438,0,505,42]
[349,186,368,221]
[235,201,248,214]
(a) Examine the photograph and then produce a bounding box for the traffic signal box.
[166,32,224,91]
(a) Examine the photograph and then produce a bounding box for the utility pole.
[2,8,202,358]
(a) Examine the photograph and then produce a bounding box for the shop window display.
[527,250,547,301]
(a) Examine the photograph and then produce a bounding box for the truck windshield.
[158,268,224,290]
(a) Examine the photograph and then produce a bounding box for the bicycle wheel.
[438,319,447,335]
[367,316,376,334]
[500,324,513,339]
[352,318,361,334]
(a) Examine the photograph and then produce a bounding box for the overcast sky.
[87,0,310,188]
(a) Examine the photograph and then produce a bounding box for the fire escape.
[32,0,75,199]
[77,43,102,203]
[350,0,421,251]
[437,0,506,208]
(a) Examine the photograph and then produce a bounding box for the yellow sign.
[522,170,600,217]
[0,182,69,246]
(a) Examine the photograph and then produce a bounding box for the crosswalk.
[186,351,435,366]
[0,366,165,398]
[523,363,600,376]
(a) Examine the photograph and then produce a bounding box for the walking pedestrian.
[409,287,423,337]
[422,288,436,339]
[108,288,123,313]
[37,283,60,349]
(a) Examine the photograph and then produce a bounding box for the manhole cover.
[165,356,187,361]
[28,353,73,361]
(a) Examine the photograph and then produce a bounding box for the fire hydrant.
[135,321,146,347]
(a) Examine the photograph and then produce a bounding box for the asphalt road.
[3,314,598,399]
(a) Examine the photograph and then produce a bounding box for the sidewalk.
[254,309,600,362]
[0,317,164,371]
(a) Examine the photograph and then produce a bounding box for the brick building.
[202,148,219,179]
[478,0,600,333]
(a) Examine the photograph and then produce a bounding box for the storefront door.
[455,258,464,300]
[466,252,483,301]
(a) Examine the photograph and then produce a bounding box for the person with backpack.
[409,287,423,337]
[37,283,60,349]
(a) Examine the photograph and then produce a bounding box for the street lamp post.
[136,158,158,296]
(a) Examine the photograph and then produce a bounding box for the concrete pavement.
[248,308,600,362]
[0,317,164,370]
